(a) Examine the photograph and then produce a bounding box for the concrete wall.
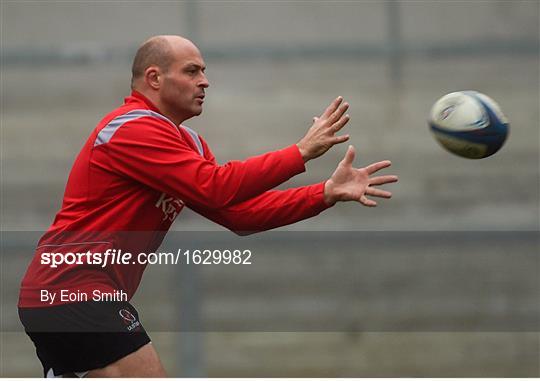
[3,2,538,48]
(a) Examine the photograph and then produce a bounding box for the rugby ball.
[428,91,509,159]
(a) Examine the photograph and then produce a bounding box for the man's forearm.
[190,182,332,235]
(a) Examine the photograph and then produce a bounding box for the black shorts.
[18,301,151,377]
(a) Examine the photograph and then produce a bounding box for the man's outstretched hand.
[324,145,398,207]
[296,96,351,162]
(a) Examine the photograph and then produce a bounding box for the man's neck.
[132,88,184,126]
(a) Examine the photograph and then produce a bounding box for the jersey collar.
[125,90,163,115]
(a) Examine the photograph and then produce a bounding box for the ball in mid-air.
[428,91,509,159]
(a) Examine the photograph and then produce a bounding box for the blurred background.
[1,0,539,377]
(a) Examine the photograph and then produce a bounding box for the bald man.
[18,35,397,377]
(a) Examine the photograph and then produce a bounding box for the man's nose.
[199,73,209,88]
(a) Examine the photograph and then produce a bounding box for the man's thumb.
[343,145,355,165]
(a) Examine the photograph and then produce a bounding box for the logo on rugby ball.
[440,105,455,120]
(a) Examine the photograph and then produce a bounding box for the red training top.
[18,91,330,307]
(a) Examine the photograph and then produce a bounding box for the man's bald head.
[129,35,208,125]
[130,35,196,89]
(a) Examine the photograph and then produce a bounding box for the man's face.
[159,44,209,123]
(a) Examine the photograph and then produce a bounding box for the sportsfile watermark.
[40,248,253,268]
[4,230,538,332]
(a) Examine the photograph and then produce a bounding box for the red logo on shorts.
[118,308,141,332]
[119,309,136,323]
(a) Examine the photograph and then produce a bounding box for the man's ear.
[145,66,161,90]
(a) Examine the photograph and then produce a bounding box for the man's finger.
[369,175,398,185]
[365,187,392,199]
[360,195,377,207]
[331,114,350,132]
[331,134,350,146]
[365,160,392,175]
[342,145,355,165]
[327,102,349,124]
[320,96,343,119]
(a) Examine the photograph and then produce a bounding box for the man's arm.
[191,145,398,235]
[101,97,351,210]
[189,182,331,235]
[102,117,304,209]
